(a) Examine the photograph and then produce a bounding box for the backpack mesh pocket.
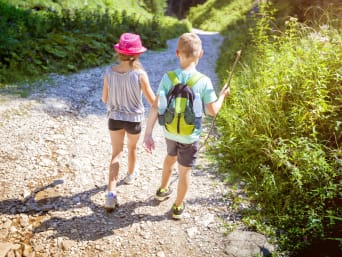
[164,107,175,124]
[184,106,195,125]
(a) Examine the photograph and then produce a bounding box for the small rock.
[19,215,30,227]
[186,227,198,238]
[22,244,33,257]
[157,251,165,257]
[201,213,215,227]
[62,240,75,251]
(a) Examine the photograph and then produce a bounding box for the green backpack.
[162,71,204,135]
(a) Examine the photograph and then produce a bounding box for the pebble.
[157,251,165,257]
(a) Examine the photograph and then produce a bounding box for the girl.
[102,33,155,211]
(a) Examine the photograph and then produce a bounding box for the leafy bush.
[141,0,167,15]
[0,0,190,85]
[211,2,341,253]
[187,0,254,32]
[4,0,152,16]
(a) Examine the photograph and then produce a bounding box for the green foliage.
[210,2,341,253]
[187,0,254,32]
[141,0,167,15]
[272,0,342,25]
[4,0,151,16]
[0,0,190,86]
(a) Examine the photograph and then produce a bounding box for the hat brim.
[114,44,147,55]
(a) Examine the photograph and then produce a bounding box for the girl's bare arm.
[140,72,156,106]
[102,75,109,103]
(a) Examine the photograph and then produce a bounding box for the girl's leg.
[126,132,141,175]
[108,129,125,192]
[174,164,192,207]
[160,154,177,189]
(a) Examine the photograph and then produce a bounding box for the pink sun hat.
[114,33,147,55]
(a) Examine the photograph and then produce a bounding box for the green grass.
[221,6,341,256]
[188,0,342,255]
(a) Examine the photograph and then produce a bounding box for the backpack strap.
[167,71,180,86]
[187,72,204,87]
[167,71,204,87]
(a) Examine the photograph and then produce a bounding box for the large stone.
[224,230,275,257]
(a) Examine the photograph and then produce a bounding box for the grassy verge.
[189,0,341,255]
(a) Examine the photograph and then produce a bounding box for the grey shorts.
[165,138,198,167]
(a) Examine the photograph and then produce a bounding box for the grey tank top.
[105,66,144,122]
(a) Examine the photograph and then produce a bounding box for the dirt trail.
[0,29,274,257]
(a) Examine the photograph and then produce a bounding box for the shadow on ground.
[0,179,226,241]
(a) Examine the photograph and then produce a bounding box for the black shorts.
[165,138,198,167]
[108,119,142,134]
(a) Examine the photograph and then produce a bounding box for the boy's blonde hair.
[177,33,202,58]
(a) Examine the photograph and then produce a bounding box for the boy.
[143,32,230,219]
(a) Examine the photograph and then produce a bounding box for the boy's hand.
[143,135,155,153]
[220,84,230,97]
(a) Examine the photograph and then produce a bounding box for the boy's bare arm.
[205,85,230,116]
[143,97,159,153]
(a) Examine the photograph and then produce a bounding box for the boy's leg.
[159,139,178,190]
[155,154,177,201]
[108,129,125,192]
[171,141,198,219]
[174,164,192,207]
[160,154,177,189]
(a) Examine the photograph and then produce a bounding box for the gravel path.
[0,29,274,257]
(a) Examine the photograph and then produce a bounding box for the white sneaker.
[105,192,118,211]
[123,171,138,184]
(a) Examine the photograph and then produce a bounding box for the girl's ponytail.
[130,56,144,70]
[118,53,144,70]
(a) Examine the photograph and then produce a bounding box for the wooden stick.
[199,50,242,151]
[224,50,241,89]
